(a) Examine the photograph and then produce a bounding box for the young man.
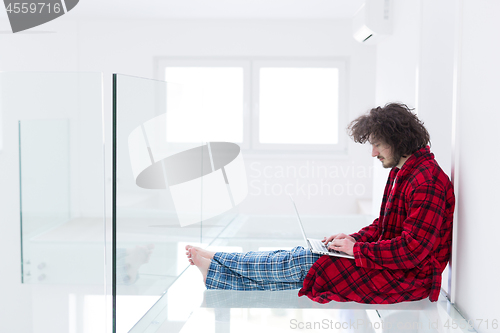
[186,103,455,304]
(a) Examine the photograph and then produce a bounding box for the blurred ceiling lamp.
[353,0,393,44]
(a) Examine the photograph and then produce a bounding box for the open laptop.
[289,195,355,260]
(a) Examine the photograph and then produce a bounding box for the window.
[159,58,347,154]
[258,67,339,145]
[164,62,248,143]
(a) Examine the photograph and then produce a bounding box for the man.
[186,103,455,304]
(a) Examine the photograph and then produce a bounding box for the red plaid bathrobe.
[299,146,455,304]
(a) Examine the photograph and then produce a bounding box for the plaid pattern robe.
[298,146,455,304]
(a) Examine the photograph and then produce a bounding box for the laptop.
[289,195,355,260]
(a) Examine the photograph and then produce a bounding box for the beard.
[379,152,402,169]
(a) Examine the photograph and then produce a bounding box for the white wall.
[372,0,421,215]
[417,0,454,177]
[417,0,457,296]
[373,0,455,213]
[454,0,500,330]
[374,0,500,329]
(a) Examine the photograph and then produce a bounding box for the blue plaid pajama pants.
[205,246,321,290]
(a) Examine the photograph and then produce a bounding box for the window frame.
[156,57,348,155]
[158,58,252,150]
[251,59,348,153]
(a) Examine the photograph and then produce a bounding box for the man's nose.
[371,147,378,157]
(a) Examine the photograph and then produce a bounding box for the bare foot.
[190,247,212,283]
[121,244,155,284]
[185,245,195,265]
[185,245,216,265]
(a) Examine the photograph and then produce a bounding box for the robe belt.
[428,255,442,302]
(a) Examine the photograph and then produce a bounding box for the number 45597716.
[444,319,498,330]
[6,3,62,14]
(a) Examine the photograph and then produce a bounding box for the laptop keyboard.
[310,239,341,254]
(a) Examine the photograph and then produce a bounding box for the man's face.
[370,138,399,169]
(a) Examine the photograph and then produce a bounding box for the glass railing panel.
[114,74,204,333]
[8,72,105,286]
[3,72,107,331]
[114,74,249,333]
[19,119,71,283]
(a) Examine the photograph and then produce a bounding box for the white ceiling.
[63,0,364,19]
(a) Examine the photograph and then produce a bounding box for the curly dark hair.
[347,103,430,159]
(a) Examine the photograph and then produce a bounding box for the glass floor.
[124,215,476,333]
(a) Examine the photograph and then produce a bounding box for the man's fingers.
[330,238,348,247]
[328,241,343,251]
[324,234,356,247]
[322,235,337,244]
[333,233,356,243]
[328,238,355,256]
[329,239,339,249]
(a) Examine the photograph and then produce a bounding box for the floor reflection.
[131,214,475,333]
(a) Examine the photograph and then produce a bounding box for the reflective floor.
[129,265,474,333]
[13,213,473,333]
[125,215,476,333]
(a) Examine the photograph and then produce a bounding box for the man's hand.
[322,233,356,256]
